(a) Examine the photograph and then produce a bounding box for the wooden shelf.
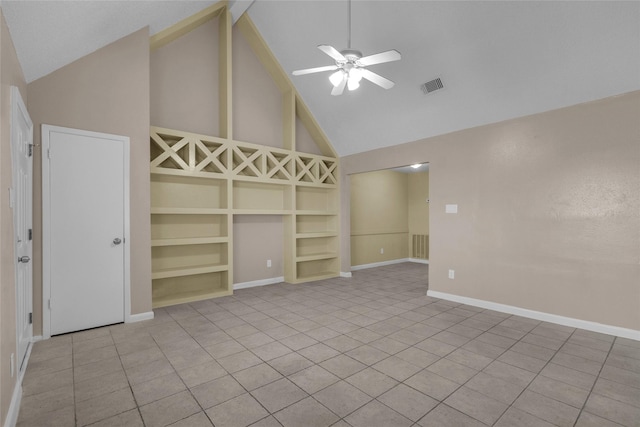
[296,252,337,262]
[151,207,228,215]
[295,210,338,216]
[296,232,337,239]
[152,264,228,280]
[152,237,228,246]
[293,271,338,283]
[232,209,291,215]
[152,287,232,308]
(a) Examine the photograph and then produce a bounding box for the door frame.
[10,85,33,369]
[41,124,131,339]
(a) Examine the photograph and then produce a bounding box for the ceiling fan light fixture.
[329,70,345,87]
[347,77,360,91]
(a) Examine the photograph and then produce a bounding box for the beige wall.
[0,9,27,423]
[342,91,640,331]
[233,215,283,283]
[232,25,282,147]
[151,19,220,136]
[408,171,429,258]
[350,170,409,266]
[27,28,152,332]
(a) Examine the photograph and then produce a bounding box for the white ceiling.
[2,1,639,157]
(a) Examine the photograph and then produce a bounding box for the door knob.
[18,256,30,263]
[113,238,122,245]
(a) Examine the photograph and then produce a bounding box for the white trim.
[234,276,284,290]
[32,336,43,343]
[427,290,640,341]
[5,382,22,427]
[41,125,131,338]
[351,258,411,271]
[4,337,35,427]
[340,272,352,278]
[127,311,154,323]
[409,258,429,264]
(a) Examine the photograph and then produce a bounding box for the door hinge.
[48,299,51,310]
[28,229,32,241]
[47,148,51,159]
[28,312,32,324]
[28,144,33,157]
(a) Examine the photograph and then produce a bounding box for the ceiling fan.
[292,0,401,96]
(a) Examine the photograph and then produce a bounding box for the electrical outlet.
[10,353,14,377]
[448,269,455,279]
[380,248,384,254]
[267,259,272,268]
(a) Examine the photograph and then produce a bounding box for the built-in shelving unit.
[149,2,340,308]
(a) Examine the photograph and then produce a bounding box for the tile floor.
[17,263,640,426]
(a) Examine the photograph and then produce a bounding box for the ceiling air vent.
[421,78,444,94]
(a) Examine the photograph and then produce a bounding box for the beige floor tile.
[191,375,245,409]
[345,367,399,397]
[404,369,459,401]
[206,393,269,427]
[371,355,422,382]
[444,386,508,425]
[267,352,314,376]
[274,397,339,427]
[88,408,144,427]
[346,345,389,365]
[539,362,597,390]
[177,360,227,388]
[251,378,308,412]
[250,341,292,361]
[217,350,263,373]
[22,368,73,397]
[494,407,555,427]
[75,369,130,403]
[75,388,137,426]
[344,400,412,427]
[132,372,187,406]
[417,403,485,427]
[168,412,213,427]
[583,393,640,426]
[298,343,340,363]
[139,390,201,427]
[17,403,75,427]
[319,354,367,379]
[18,385,74,423]
[313,380,372,417]
[528,375,590,408]
[575,411,626,427]
[483,360,536,388]
[323,335,363,353]
[513,390,580,427]
[288,365,340,394]
[232,363,283,391]
[378,383,438,421]
[204,339,245,359]
[464,371,525,405]
[395,347,439,368]
[278,333,318,351]
[125,357,175,385]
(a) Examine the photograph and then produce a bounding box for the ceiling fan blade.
[292,65,338,76]
[361,69,395,89]
[358,49,401,66]
[331,77,347,96]
[318,45,347,62]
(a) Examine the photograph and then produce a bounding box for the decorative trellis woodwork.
[151,126,337,186]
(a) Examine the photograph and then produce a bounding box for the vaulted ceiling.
[2,0,639,157]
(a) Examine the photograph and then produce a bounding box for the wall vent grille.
[421,78,444,94]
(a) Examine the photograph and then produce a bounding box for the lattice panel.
[151,127,336,186]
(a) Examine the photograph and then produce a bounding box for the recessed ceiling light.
[411,164,422,169]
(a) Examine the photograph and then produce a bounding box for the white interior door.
[11,86,33,371]
[43,126,128,335]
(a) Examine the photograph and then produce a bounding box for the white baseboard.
[126,311,154,323]
[5,382,22,427]
[428,290,640,341]
[351,258,411,271]
[340,272,352,278]
[234,276,284,290]
[409,258,429,264]
[5,337,36,427]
